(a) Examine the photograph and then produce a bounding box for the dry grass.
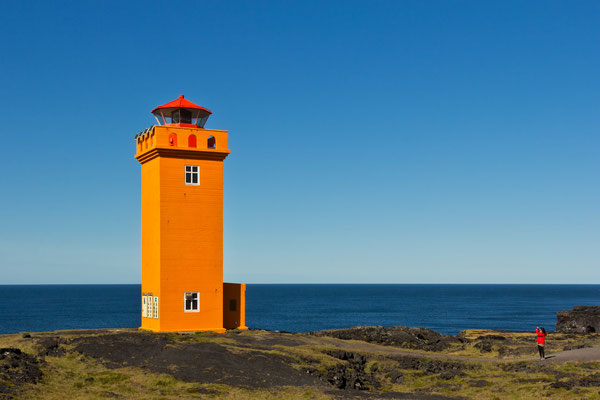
[18,352,333,400]
[0,333,40,355]
[4,329,600,399]
[166,331,238,345]
[389,361,600,399]
[440,330,600,361]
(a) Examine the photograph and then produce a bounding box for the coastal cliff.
[556,306,600,334]
[2,326,600,399]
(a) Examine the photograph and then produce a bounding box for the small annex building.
[135,95,247,333]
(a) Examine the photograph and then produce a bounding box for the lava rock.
[35,337,66,357]
[502,362,549,374]
[578,374,600,387]
[0,348,43,397]
[556,306,600,334]
[467,379,489,387]
[322,350,377,390]
[474,340,493,353]
[476,335,506,341]
[548,381,573,390]
[72,332,320,389]
[390,370,404,384]
[391,355,476,376]
[311,325,461,352]
[439,370,463,380]
[326,350,366,364]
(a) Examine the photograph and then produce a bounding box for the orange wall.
[140,157,161,331]
[135,126,229,157]
[159,156,224,332]
[137,125,231,332]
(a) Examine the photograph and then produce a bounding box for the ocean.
[0,284,599,335]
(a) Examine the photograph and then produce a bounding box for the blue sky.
[0,1,598,284]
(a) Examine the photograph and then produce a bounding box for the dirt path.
[299,335,600,364]
[544,346,600,363]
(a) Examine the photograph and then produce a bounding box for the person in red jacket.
[536,327,547,360]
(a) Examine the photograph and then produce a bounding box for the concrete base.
[139,327,227,333]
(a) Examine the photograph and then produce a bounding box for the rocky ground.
[1,326,600,399]
[556,306,600,334]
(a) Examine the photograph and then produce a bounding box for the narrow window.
[185,165,199,185]
[142,294,147,318]
[171,109,180,123]
[188,134,197,148]
[229,299,237,311]
[153,297,159,319]
[196,115,209,128]
[147,294,154,318]
[169,133,177,146]
[184,292,200,312]
[207,136,216,149]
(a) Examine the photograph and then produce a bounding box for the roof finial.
[179,94,184,98]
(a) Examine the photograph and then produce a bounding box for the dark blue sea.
[1,284,599,335]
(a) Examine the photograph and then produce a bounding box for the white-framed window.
[147,294,154,318]
[153,297,159,319]
[185,165,199,185]
[142,294,147,318]
[184,292,200,312]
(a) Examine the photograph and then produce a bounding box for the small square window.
[185,165,200,185]
[184,292,200,312]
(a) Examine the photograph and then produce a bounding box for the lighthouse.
[135,95,247,332]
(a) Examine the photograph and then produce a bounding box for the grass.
[439,330,600,361]
[387,360,600,399]
[4,329,600,399]
[0,333,42,354]
[19,352,334,400]
[167,331,237,345]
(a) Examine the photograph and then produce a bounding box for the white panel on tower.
[142,295,147,318]
[147,295,153,319]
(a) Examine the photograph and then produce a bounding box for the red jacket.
[536,329,547,345]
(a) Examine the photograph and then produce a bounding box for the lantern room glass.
[172,109,192,124]
[152,108,210,127]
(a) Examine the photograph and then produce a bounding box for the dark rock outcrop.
[35,337,67,357]
[556,306,600,334]
[391,355,477,376]
[474,340,493,353]
[321,351,377,390]
[71,332,320,389]
[311,326,463,352]
[0,348,43,398]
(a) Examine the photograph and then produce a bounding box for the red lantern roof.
[151,95,212,115]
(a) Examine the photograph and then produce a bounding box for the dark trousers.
[538,344,545,359]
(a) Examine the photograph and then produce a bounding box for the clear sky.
[0,1,598,284]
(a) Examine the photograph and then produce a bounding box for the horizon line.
[1,282,599,286]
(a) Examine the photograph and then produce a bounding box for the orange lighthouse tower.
[135,95,246,332]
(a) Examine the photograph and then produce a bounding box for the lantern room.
[151,94,212,128]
